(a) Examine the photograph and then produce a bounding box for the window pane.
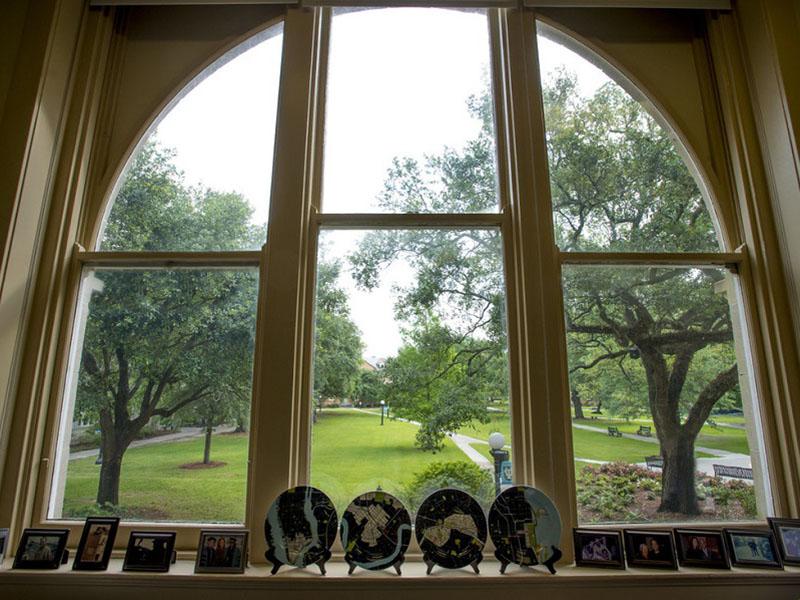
[562,265,767,524]
[537,27,721,253]
[50,267,258,523]
[322,8,499,214]
[310,229,511,513]
[99,25,283,251]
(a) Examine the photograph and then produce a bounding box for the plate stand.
[542,545,562,575]
[345,553,405,575]
[265,548,284,575]
[423,553,436,575]
[469,554,482,574]
[495,550,511,574]
[265,548,331,576]
[314,550,331,576]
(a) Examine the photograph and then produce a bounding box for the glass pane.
[50,267,258,523]
[99,25,283,251]
[563,265,767,524]
[537,27,721,253]
[310,229,511,513]
[322,8,499,214]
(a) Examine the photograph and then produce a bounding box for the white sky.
[150,8,612,362]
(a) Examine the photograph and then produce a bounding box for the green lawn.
[458,413,510,443]
[310,409,468,511]
[63,433,250,522]
[63,409,472,521]
[573,417,751,455]
[62,407,733,522]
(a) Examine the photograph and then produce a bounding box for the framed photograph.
[623,529,677,569]
[573,529,625,569]
[12,528,69,569]
[674,529,729,569]
[725,528,783,569]
[122,532,176,572]
[0,528,10,564]
[194,530,248,573]
[768,518,800,566]
[73,517,119,571]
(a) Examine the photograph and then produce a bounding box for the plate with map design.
[488,485,563,573]
[340,491,412,574]
[414,488,487,573]
[264,486,338,575]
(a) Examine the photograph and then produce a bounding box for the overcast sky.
[142,8,611,362]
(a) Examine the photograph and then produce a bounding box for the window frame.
[1,2,797,568]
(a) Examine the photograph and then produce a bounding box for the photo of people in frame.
[624,530,677,569]
[573,529,624,569]
[12,528,70,570]
[195,530,248,573]
[725,529,782,569]
[73,517,119,571]
[122,532,176,572]
[0,528,9,564]
[675,529,728,569]
[768,518,800,566]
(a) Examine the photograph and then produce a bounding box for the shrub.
[577,462,758,523]
[576,462,661,522]
[404,460,494,512]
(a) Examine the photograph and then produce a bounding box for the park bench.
[607,426,622,438]
[713,464,753,480]
[645,455,663,469]
[637,425,652,437]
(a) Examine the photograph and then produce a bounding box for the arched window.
[15,4,790,569]
[48,23,283,523]
[537,24,768,523]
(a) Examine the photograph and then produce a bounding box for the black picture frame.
[12,528,70,570]
[725,528,783,569]
[674,529,729,569]
[72,517,119,571]
[573,529,625,569]
[194,530,248,574]
[623,529,677,570]
[122,531,176,572]
[0,528,9,564]
[768,518,800,566]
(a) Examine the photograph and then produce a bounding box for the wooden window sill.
[2,559,800,599]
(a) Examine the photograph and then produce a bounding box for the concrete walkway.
[69,426,236,461]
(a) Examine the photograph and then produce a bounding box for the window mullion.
[496,6,577,559]
[248,6,326,565]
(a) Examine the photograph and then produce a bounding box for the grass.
[63,433,249,522]
[572,416,751,455]
[310,408,468,510]
[61,408,741,522]
[458,413,510,442]
[63,409,471,521]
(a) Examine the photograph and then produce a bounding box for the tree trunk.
[571,389,585,420]
[96,451,123,506]
[203,424,213,464]
[659,434,700,515]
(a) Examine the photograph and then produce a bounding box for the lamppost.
[488,432,508,497]
[380,400,386,426]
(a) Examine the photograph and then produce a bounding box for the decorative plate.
[340,490,412,571]
[414,488,487,569]
[264,486,338,569]
[488,485,562,566]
